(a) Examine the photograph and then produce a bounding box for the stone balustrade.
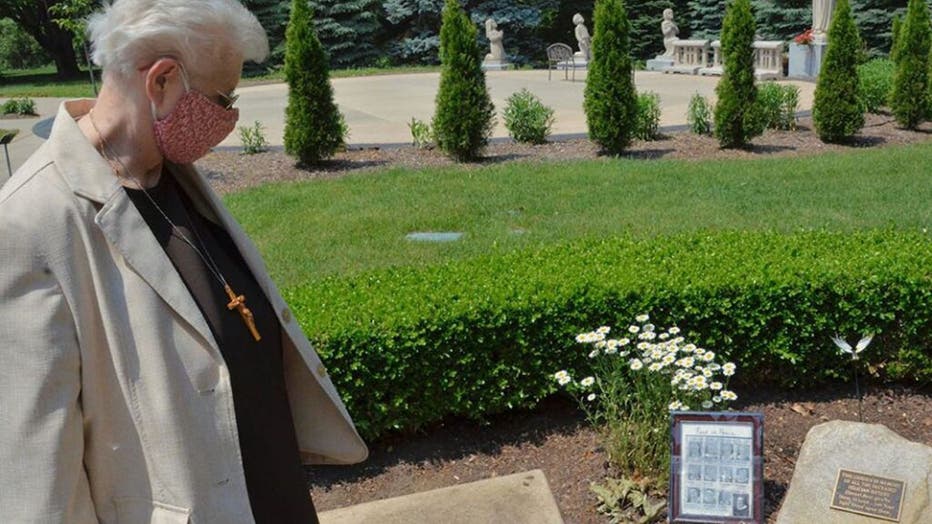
[753,41,784,79]
[698,40,723,76]
[666,39,710,75]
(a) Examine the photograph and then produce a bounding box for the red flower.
[794,29,814,46]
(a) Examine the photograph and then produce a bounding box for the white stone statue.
[485,18,506,61]
[661,8,679,57]
[812,0,836,42]
[573,13,591,60]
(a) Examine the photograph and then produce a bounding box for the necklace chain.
[87,109,229,290]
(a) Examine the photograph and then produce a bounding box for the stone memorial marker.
[777,421,932,524]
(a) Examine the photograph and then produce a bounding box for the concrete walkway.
[0,70,815,175]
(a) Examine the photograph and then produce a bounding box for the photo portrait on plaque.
[669,412,764,523]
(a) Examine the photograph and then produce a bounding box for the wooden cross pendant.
[225,284,261,342]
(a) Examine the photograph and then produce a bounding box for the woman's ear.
[144,58,182,117]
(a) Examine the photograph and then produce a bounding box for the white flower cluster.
[563,314,740,412]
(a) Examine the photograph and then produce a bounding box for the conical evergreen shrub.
[583,0,639,156]
[714,0,762,149]
[432,0,495,161]
[283,0,345,165]
[891,14,903,64]
[813,0,863,143]
[890,0,931,129]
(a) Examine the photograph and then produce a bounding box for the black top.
[125,171,318,524]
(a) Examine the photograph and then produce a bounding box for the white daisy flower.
[710,381,723,390]
[676,357,695,368]
[619,338,631,346]
[713,395,722,403]
[588,349,600,359]
[669,326,680,335]
[643,323,656,333]
[702,368,713,378]
[630,359,644,371]
[587,393,597,401]
[662,354,676,365]
[604,346,618,355]
[683,344,697,353]
[668,400,683,410]
[702,351,715,362]
[635,314,650,323]
[702,400,713,409]
[554,370,572,386]
[721,390,737,401]
[580,376,595,387]
[628,325,640,334]
[596,326,611,335]
[649,362,664,372]
[722,363,737,376]
[637,341,650,350]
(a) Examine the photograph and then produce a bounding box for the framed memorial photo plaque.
[669,412,764,524]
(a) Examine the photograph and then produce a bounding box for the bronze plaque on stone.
[830,469,906,522]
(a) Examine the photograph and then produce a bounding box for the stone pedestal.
[646,57,674,71]
[788,42,827,79]
[481,59,513,71]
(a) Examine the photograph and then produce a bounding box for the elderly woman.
[0,1,366,522]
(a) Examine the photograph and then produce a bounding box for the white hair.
[87,0,269,80]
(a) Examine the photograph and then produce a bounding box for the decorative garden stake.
[831,334,873,422]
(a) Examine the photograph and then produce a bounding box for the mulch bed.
[196,113,932,196]
[196,113,932,523]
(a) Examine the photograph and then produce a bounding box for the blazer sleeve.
[0,213,98,522]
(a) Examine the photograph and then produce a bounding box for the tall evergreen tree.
[688,0,726,39]
[752,0,810,41]
[852,0,907,57]
[890,0,930,129]
[309,0,381,68]
[242,0,290,68]
[432,0,495,161]
[283,0,345,164]
[713,0,761,148]
[583,0,639,155]
[891,13,903,63]
[813,0,864,142]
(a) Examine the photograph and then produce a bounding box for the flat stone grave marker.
[776,420,932,524]
[406,232,463,242]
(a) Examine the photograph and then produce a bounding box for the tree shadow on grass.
[621,148,676,160]
[306,395,589,489]
[299,158,391,173]
[477,152,532,165]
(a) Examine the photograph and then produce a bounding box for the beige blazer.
[0,101,367,523]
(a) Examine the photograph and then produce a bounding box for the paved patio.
[1,70,815,175]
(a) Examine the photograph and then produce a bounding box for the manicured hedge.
[284,231,931,439]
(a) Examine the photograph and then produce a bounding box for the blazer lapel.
[49,101,221,359]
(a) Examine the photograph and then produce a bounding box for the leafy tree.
[0,0,82,78]
[0,18,50,72]
[432,0,495,160]
[713,0,761,148]
[891,13,903,63]
[890,0,930,129]
[310,0,382,68]
[813,0,864,142]
[283,0,345,164]
[583,0,639,155]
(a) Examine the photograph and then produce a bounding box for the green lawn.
[0,64,442,98]
[224,143,932,288]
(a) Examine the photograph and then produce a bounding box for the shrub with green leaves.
[284,230,932,439]
[891,0,931,129]
[1,97,38,116]
[757,83,799,131]
[813,0,864,143]
[584,0,639,155]
[239,121,268,155]
[503,89,555,144]
[687,93,713,135]
[714,0,762,148]
[408,117,434,148]
[634,92,661,141]
[283,0,345,164]
[858,58,895,114]
[432,0,495,161]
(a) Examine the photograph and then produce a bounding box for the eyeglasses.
[215,90,239,110]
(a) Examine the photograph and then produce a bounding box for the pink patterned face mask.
[151,65,239,164]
